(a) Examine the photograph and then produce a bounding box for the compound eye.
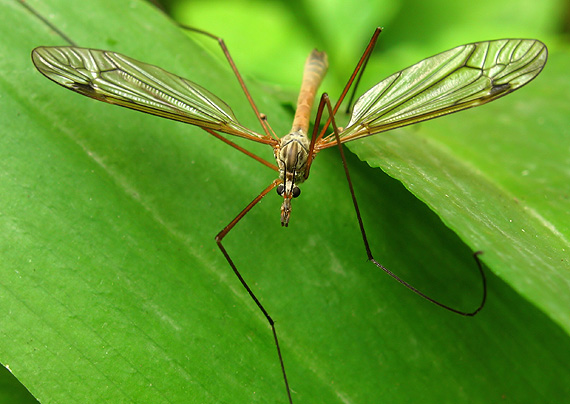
[276,184,285,196]
[292,186,301,198]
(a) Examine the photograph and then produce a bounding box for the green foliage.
[1,0,569,403]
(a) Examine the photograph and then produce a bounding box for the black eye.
[276,184,285,196]
[292,186,301,198]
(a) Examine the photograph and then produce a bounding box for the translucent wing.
[32,46,271,143]
[318,39,547,148]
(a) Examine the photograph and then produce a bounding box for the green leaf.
[2,0,569,403]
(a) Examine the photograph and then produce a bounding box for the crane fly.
[31,28,547,403]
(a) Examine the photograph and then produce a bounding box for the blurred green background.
[159,0,564,98]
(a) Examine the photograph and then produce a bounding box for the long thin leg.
[319,92,487,316]
[203,128,278,172]
[19,0,77,46]
[119,14,266,135]
[305,89,330,178]
[306,28,382,173]
[315,28,382,144]
[179,26,274,140]
[343,37,375,115]
[178,27,284,172]
[215,180,293,404]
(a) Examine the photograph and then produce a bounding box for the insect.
[31,28,547,403]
